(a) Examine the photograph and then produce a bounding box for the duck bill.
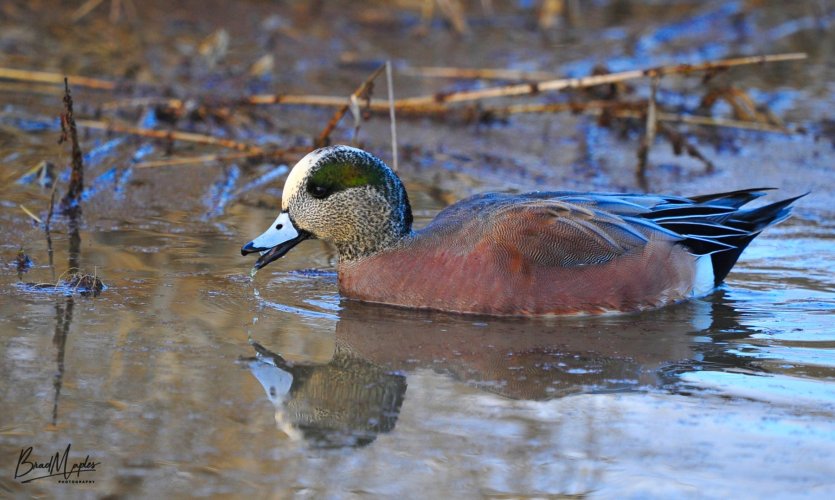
[241,212,310,271]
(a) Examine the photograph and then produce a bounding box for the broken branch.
[315,63,387,148]
[396,53,807,107]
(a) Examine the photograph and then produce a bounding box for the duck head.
[241,146,413,270]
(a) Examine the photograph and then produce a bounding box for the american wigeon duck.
[241,145,803,316]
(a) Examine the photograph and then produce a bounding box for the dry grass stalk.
[46,182,58,229]
[99,97,185,111]
[19,204,42,224]
[401,66,558,81]
[386,61,399,172]
[396,53,807,107]
[482,100,644,118]
[46,182,57,278]
[0,81,63,96]
[0,67,115,90]
[76,119,264,153]
[134,152,258,169]
[134,147,308,169]
[244,94,350,107]
[637,75,661,179]
[243,94,452,115]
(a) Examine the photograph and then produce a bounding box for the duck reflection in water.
[244,290,752,448]
[244,339,407,449]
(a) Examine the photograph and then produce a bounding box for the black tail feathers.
[642,188,807,286]
[709,191,808,284]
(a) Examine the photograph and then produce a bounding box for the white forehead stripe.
[281,146,370,209]
[282,149,324,209]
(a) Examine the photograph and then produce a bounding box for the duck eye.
[308,183,330,199]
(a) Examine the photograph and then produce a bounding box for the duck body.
[339,192,697,315]
[241,146,803,317]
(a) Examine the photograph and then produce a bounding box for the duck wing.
[421,192,669,268]
[424,188,803,278]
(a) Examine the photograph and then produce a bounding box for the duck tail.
[710,192,808,285]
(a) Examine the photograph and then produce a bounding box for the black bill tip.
[241,241,262,256]
[248,231,311,271]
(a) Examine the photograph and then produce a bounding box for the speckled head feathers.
[281,146,413,260]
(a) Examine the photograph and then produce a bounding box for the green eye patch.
[307,154,387,196]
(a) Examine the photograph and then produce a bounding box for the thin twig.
[0,67,115,90]
[46,182,58,229]
[386,61,398,172]
[480,100,645,119]
[134,152,257,169]
[402,66,558,81]
[134,147,308,169]
[637,75,660,179]
[76,119,264,153]
[98,97,184,111]
[59,78,84,215]
[19,204,42,224]
[243,94,352,107]
[349,94,362,146]
[315,63,386,148]
[242,94,449,114]
[46,182,57,280]
[0,82,63,96]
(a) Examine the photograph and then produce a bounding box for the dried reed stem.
[19,204,43,224]
[481,101,795,133]
[76,119,264,153]
[637,75,660,178]
[401,66,558,81]
[59,79,85,215]
[485,100,645,117]
[134,148,308,169]
[0,67,115,90]
[46,182,57,278]
[396,53,807,106]
[99,97,185,111]
[386,61,399,172]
